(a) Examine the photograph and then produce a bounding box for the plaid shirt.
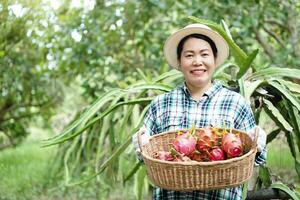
[143,81,267,200]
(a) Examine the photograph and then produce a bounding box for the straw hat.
[163,24,229,69]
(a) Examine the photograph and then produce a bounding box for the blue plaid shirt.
[143,81,267,200]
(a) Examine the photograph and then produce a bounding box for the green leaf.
[266,129,281,144]
[65,134,133,187]
[244,80,265,103]
[123,162,142,184]
[258,166,272,188]
[263,99,293,132]
[213,62,238,78]
[284,131,297,158]
[238,79,245,97]
[153,69,182,82]
[135,166,146,200]
[250,67,300,80]
[283,100,300,151]
[276,79,300,94]
[127,83,173,92]
[271,182,299,200]
[221,19,233,40]
[136,68,150,83]
[242,181,248,200]
[270,81,300,111]
[295,160,300,178]
[43,89,122,142]
[43,97,153,146]
[237,49,259,79]
[282,100,300,178]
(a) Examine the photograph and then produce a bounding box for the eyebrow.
[183,49,211,53]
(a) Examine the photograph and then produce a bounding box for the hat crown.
[184,23,211,30]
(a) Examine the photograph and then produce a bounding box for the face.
[179,37,216,91]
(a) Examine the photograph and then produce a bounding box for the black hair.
[176,34,218,60]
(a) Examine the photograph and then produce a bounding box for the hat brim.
[164,26,229,69]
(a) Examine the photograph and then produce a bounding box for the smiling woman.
[134,23,267,200]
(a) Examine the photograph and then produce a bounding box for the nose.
[192,55,203,65]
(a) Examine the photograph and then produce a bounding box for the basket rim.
[140,128,257,166]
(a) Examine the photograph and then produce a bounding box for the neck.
[186,81,212,101]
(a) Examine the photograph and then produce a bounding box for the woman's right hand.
[132,126,150,162]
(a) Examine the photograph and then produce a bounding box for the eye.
[185,54,193,58]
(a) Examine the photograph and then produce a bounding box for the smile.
[191,69,207,75]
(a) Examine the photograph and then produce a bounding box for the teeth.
[192,69,206,72]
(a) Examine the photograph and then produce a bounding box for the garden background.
[1,0,300,199]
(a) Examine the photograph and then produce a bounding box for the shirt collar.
[181,80,222,99]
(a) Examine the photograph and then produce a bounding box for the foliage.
[0,1,63,149]
[2,0,300,199]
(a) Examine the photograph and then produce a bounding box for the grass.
[0,138,143,200]
[266,134,300,185]
[0,141,57,200]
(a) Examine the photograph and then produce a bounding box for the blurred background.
[0,0,299,199]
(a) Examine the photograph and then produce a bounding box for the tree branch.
[252,26,275,60]
[0,129,16,147]
[262,25,285,48]
[263,19,288,30]
[0,98,54,118]
[0,111,42,122]
[0,143,14,151]
[287,13,300,57]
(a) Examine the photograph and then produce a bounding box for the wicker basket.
[138,128,257,191]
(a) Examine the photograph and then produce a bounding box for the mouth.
[190,69,207,75]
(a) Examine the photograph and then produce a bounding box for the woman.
[134,23,267,200]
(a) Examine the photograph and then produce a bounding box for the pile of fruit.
[154,127,245,162]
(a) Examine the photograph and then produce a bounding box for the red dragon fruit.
[155,151,174,161]
[208,147,225,161]
[196,127,217,152]
[172,132,197,156]
[222,132,243,158]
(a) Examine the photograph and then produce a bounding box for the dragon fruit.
[155,151,174,161]
[222,132,243,158]
[189,151,207,162]
[172,132,197,155]
[196,128,217,151]
[208,147,225,161]
[153,128,245,163]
